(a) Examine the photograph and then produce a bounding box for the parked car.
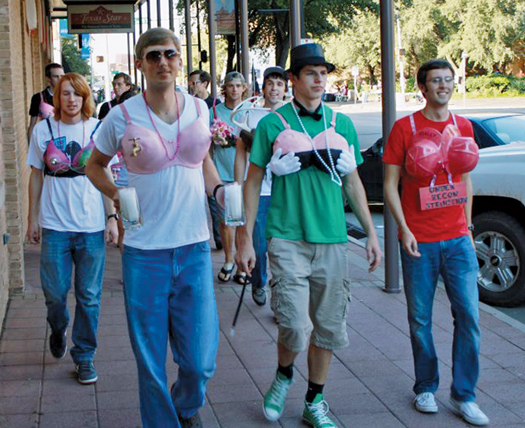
[358,113,525,203]
[471,143,525,306]
[356,113,525,307]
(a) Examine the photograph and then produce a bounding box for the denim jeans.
[251,195,271,290]
[40,228,105,363]
[400,235,480,402]
[122,241,219,428]
[207,196,222,248]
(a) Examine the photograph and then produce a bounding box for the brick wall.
[0,0,50,325]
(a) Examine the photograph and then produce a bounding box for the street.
[340,97,525,326]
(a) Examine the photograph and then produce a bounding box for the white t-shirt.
[27,117,107,233]
[235,109,272,196]
[95,93,211,250]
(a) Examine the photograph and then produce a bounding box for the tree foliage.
[61,37,90,76]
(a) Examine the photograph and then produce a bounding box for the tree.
[322,11,381,84]
[61,36,90,77]
[180,0,377,74]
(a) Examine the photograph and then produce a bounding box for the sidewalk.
[1,241,525,428]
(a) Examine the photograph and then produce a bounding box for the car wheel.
[473,211,525,307]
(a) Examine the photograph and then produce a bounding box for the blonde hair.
[53,73,95,121]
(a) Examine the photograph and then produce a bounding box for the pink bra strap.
[330,111,337,127]
[273,111,290,129]
[119,104,132,124]
[40,92,44,103]
[194,96,203,119]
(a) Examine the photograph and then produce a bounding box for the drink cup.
[118,187,142,230]
[224,183,245,227]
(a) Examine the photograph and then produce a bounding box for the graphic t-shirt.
[250,102,363,243]
[382,110,474,242]
[27,117,107,233]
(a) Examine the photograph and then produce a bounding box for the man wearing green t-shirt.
[236,44,382,428]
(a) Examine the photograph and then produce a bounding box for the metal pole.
[147,0,151,30]
[169,0,174,31]
[235,0,241,71]
[157,0,161,27]
[380,0,401,293]
[196,0,202,70]
[133,20,137,84]
[139,4,145,90]
[185,0,193,77]
[127,33,131,76]
[240,0,249,85]
[208,0,217,97]
[289,0,301,48]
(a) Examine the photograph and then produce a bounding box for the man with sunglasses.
[383,59,489,426]
[236,44,381,428]
[86,27,223,428]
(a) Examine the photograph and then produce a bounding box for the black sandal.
[233,271,247,285]
[218,263,234,282]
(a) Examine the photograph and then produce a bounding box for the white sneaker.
[450,398,489,426]
[414,392,438,413]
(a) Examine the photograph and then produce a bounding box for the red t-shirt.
[383,111,474,243]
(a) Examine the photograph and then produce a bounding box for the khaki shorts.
[268,238,351,352]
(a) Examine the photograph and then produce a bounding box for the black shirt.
[98,98,119,120]
[205,95,221,109]
[29,88,54,117]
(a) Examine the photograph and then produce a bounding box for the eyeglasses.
[427,76,454,84]
[144,49,179,64]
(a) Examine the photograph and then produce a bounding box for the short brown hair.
[113,72,132,86]
[135,28,181,60]
[53,73,95,121]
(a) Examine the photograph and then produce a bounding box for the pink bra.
[119,96,212,174]
[40,92,54,119]
[272,111,349,171]
[43,119,101,177]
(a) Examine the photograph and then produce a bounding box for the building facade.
[0,0,53,324]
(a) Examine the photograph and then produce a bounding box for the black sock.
[305,381,324,403]
[277,364,293,380]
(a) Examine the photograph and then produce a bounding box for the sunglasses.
[144,49,179,64]
[427,76,454,84]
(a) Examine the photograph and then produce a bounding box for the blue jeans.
[401,235,480,402]
[40,228,105,363]
[122,241,219,428]
[207,196,222,247]
[252,195,270,289]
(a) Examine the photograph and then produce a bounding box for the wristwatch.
[467,224,475,232]
[107,213,119,221]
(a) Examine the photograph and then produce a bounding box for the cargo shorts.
[268,238,352,352]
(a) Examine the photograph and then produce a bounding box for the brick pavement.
[1,241,525,428]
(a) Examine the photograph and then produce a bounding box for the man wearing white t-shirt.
[234,66,288,306]
[86,28,224,428]
[27,73,118,385]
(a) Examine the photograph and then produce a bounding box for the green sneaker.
[263,371,293,421]
[302,393,337,428]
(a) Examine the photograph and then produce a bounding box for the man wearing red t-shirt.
[383,60,489,426]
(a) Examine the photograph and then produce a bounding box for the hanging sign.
[67,4,133,34]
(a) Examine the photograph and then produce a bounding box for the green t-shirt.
[250,102,363,243]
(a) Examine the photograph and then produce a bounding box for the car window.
[482,116,525,145]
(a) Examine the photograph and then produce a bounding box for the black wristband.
[107,213,119,221]
[467,224,475,232]
[213,184,224,200]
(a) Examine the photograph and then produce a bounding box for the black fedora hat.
[289,43,335,73]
